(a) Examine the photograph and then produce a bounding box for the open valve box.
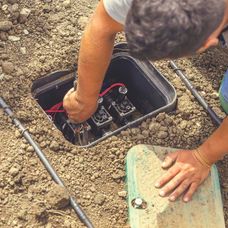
[32,43,177,147]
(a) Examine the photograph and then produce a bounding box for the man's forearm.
[200,116,228,164]
[76,1,123,104]
[76,26,115,103]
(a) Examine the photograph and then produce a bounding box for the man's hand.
[63,88,97,123]
[155,150,210,202]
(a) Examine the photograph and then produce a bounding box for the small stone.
[43,6,51,13]
[12,220,18,226]
[71,148,78,154]
[77,16,88,29]
[21,143,27,149]
[179,120,188,129]
[40,141,47,148]
[94,193,106,205]
[157,131,168,139]
[63,0,71,8]
[156,113,166,122]
[2,5,8,11]
[15,130,21,138]
[0,74,5,81]
[149,122,161,132]
[110,135,118,141]
[46,184,70,209]
[63,220,72,228]
[1,54,9,60]
[15,67,23,76]
[27,146,34,152]
[136,134,144,140]
[8,35,20,41]
[11,3,19,12]
[50,141,60,152]
[121,130,129,137]
[19,8,31,23]
[23,29,29,35]
[160,126,168,132]
[17,209,27,220]
[112,170,125,180]
[164,116,173,125]
[0,32,8,41]
[2,61,14,74]
[118,190,127,198]
[90,186,96,192]
[45,223,52,228]
[20,47,26,54]
[0,21,13,31]
[141,121,148,129]
[131,128,140,135]
[8,0,18,4]
[9,166,20,176]
[4,75,12,81]
[142,130,149,137]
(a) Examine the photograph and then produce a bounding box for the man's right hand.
[63,0,123,123]
[63,88,98,123]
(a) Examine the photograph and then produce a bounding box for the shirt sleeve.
[103,0,133,25]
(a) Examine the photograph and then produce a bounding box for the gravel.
[0,0,227,227]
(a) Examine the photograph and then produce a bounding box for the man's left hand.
[155,149,210,202]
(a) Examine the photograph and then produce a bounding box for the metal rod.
[169,61,222,126]
[0,97,94,228]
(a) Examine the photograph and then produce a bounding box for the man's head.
[125,0,226,60]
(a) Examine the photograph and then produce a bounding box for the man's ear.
[197,37,219,53]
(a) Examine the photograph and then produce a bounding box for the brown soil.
[0,0,227,227]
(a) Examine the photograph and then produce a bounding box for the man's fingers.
[168,179,191,201]
[183,182,199,202]
[155,165,180,189]
[65,88,74,96]
[63,89,75,109]
[64,89,74,101]
[162,151,179,168]
[158,171,186,197]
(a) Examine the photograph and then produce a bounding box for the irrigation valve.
[45,83,137,146]
[117,85,128,103]
[33,49,177,147]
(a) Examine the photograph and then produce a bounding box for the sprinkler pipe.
[169,61,222,126]
[0,97,94,228]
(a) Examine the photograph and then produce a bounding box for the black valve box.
[32,43,177,147]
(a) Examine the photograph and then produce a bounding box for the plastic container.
[32,43,177,147]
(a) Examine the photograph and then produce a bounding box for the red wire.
[46,110,65,113]
[45,83,125,115]
[45,101,64,114]
[99,83,125,97]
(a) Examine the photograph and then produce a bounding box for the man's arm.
[155,117,228,202]
[199,117,228,162]
[63,0,123,122]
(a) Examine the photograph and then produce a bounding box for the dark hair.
[125,0,226,60]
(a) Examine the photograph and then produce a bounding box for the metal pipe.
[0,97,94,228]
[169,61,222,126]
